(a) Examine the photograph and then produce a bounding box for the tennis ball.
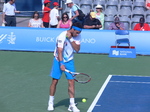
[82,98,86,103]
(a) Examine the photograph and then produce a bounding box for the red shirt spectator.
[43,7,51,22]
[133,17,150,31]
[133,23,150,31]
[42,0,51,28]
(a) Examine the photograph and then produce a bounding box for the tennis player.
[47,22,82,112]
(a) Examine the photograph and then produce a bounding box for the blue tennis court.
[87,75,150,112]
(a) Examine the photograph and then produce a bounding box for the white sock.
[70,98,75,105]
[48,96,54,104]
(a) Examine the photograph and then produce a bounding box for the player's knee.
[68,79,75,86]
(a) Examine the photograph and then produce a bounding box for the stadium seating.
[120,1,132,11]
[80,0,93,9]
[104,16,114,30]
[72,0,80,5]
[132,9,145,18]
[119,16,131,30]
[62,0,148,30]
[132,1,146,11]
[131,17,140,29]
[106,1,119,11]
[118,9,132,18]
[104,9,118,17]
[80,7,91,15]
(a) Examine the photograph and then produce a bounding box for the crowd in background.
[2,0,150,31]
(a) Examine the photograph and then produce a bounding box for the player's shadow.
[54,97,88,108]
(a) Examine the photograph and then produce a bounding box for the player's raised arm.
[66,23,83,52]
[66,31,80,52]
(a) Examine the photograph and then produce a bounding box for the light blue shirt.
[71,4,80,20]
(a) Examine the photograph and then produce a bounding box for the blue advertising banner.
[0,27,115,53]
[109,48,136,58]
[0,27,150,55]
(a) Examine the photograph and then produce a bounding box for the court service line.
[87,75,112,112]
[112,75,150,78]
[110,81,150,84]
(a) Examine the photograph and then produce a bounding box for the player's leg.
[48,58,62,111]
[68,79,75,98]
[65,60,80,112]
[50,78,58,96]
[48,78,58,111]
[67,79,80,112]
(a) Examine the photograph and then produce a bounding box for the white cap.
[65,0,73,4]
[96,4,103,8]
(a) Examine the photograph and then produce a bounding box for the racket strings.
[75,74,91,83]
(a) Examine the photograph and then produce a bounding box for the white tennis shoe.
[47,103,54,111]
[68,104,80,112]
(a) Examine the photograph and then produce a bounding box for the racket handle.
[65,69,70,73]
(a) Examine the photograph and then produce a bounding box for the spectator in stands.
[28,11,44,28]
[2,0,20,26]
[57,13,72,28]
[109,16,125,30]
[95,5,104,30]
[49,2,60,28]
[42,0,51,28]
[133,17,149,31]
[146,0,150,10]
[83,12,102,29]
[65,0,83,23]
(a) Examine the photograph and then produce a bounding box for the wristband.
[70,38,74,42]
[59,61,64,66]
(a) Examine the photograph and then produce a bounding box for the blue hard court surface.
[87,75,150,112]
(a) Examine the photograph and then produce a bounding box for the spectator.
[57,13,72,28]
[109,16,125,30]
[95,5,104,30]
[65,0,83,24]
[28,11,44,28]
[2,0,20,26]
[83,12,102,29]
[146,0,150,10]
[42,0,51,28]
[49,2,60,28]
[133,17,149,31]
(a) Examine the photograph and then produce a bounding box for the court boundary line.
[87,75,112,112]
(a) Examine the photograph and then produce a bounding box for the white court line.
[87,75,112,112]
[110,81,150,84]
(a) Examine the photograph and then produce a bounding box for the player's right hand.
[66,32,72,39]
[60,65,65,71]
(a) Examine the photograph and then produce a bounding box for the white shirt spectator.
[3,2,16,16]
[29,19,43,28]
[49,8,59,26]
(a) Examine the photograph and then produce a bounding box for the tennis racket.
[65,69,91,84]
